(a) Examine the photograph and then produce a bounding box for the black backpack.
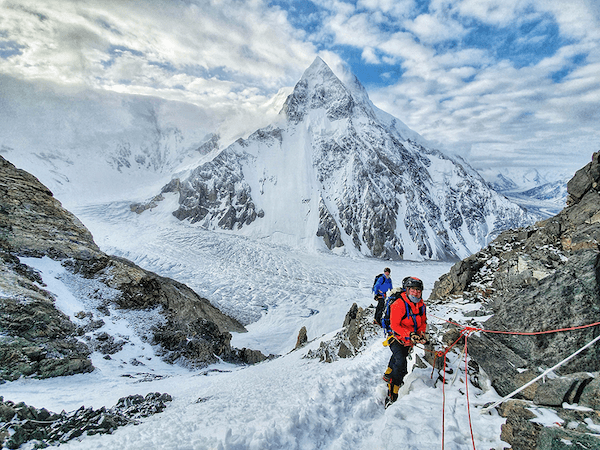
[380,287,405,332]
[372,273,384,294]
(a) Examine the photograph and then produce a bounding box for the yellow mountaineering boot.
[384,383,401,409]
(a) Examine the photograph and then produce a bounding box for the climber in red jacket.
[382,276,428,408]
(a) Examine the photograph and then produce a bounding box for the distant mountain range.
[478,167,571,218]
[137,58,536,261]
[1,61,557,260]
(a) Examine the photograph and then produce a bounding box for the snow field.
[2,198,509,449]
[14,327,507,450]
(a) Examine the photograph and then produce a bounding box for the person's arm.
[373,277,384,296]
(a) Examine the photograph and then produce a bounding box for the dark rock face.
[429,152,600,449]
[0,156,101,261]
[295,326,308,350]
[0,393,172,449]
[162,148,262,229]
[0,155,248,381]
[498,399,600,450]
[0,293,93,381]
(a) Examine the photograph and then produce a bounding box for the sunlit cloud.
[0,0,598,176]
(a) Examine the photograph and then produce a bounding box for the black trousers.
[388,339,410,387]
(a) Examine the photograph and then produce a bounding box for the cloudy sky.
[1,0,598,176]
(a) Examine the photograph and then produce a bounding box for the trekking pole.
[480,332,600,414]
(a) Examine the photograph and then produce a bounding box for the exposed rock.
[0,155,250,381]
[579,376,600,410]
[305,304,380,362]
[499,400,541,450]
[295,326,308,349]
[232,347,275,365]
[566,152,600,205]
[0,157,101,261]
[316,198,344,250]
[0,251,93,381]
[498,398,600,450]
[533,372,595,407]
[130,194,165,214]
[0,393,172,449]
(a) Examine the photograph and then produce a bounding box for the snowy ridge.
[3,246,509,450]
[159,58,535,261]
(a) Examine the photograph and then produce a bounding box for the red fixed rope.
[429,318,600,450]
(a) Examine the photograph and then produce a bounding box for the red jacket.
[389,291,427,346]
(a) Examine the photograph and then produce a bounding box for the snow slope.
[2,210,511,449]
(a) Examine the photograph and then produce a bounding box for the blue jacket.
[373,274,393,297]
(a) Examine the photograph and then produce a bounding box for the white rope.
[480,332,600,414]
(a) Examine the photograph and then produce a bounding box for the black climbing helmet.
[403,276,423,291]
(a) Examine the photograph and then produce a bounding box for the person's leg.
[386,340,410,404]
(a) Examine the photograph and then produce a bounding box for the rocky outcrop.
[0,393,172,449]
[305,303,381,362]
[429,152,600,450]
[161,148,263,229]
[498,399,600,450]
[0,155,253,381]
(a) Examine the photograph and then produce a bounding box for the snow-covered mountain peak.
[281,57,374,124]
[147,60,536,261]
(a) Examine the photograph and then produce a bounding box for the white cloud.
[0,0,598,176]
[357,0,416,19]
[361,46,379,64]
[0,0,316,106]
[539,0,600,40]
[403,13,467,44]
[456,0,531,27]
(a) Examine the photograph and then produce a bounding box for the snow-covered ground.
[1,195,523,450]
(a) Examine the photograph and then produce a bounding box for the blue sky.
[0,0,598,175]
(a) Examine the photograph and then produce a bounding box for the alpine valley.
[3,57,598,450]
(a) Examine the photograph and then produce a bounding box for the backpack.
[380,287,404,332]
[372,274,385,294]
[381,288,426,335]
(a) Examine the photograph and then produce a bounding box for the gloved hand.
[410,332,428,345]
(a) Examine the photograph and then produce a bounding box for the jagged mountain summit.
[147,57,534,261]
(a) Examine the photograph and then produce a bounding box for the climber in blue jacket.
[373,268,392,325]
